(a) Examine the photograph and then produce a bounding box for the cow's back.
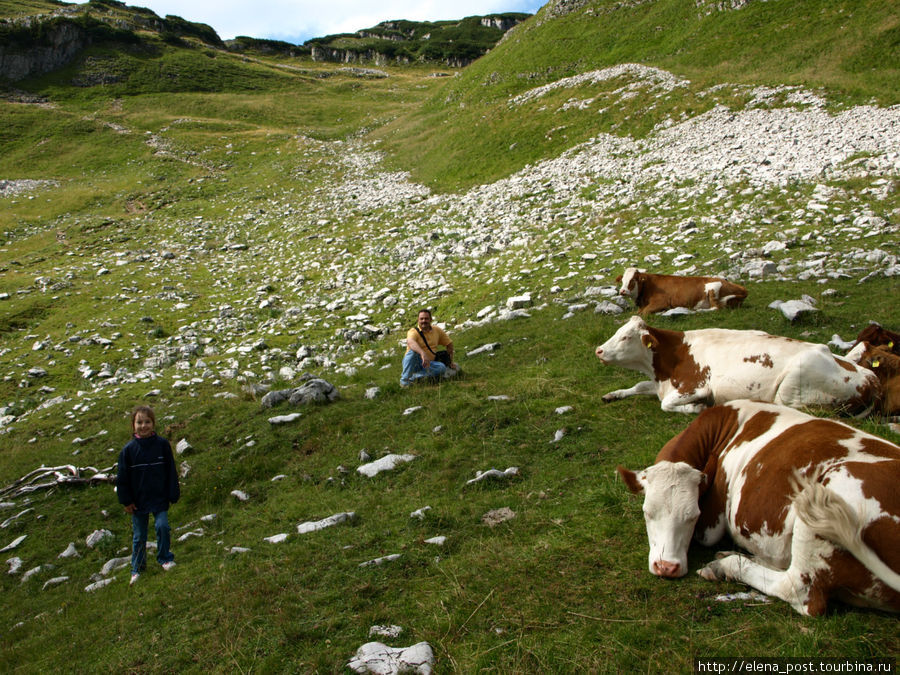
[716,401,900,575]
[680,329,877,408]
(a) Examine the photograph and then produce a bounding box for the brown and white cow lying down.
[616,267,748,316]
[847,342,900,417]
[618,399,900,616]
[595,315,878,414]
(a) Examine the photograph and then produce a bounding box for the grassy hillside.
[376,0,900,191]
[1,0,899,671]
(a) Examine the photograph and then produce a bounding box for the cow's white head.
[618,461,705,578]
[595,315,655,374]
[617,267,644,299]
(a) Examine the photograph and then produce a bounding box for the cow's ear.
[615,275,622,284]
[617,466,644,494]
[642,334,658,351]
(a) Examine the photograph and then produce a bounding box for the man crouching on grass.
[400,309,460,387]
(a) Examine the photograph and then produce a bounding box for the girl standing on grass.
[116,405,180,585]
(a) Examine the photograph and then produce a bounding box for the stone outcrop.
[0,20,91,82]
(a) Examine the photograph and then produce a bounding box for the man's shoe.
[161,561,176,571]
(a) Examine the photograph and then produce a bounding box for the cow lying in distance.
[852,323,900,356]
[595,315,878,414]
[847,341,900,417]
[616,267,748,316]
[618,399,900,616]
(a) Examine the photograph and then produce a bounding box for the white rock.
[594,300,624,315]
[829,334,856,351]
[466,467,519,485]
[357,454,416,478]
[231,490,250,502]
[467,342,501,356]
[268,412,302,425]
[42,576,69,590]
[85,577,115,592]
[348,641,434,675]
[58,542,80,559]
[177,529,204,542]
[769,299,818,321]
[369,625,404,639]
[555,406,573,414]
[424,536,447,546]
[7,556,23,574]
[365,387,380,400]
[359,553,402,568]
[0,534,27,553]
[297,512,355,534]
[506,293,532,310]
[100,556,130,576]
[85,529,113,548]
[264,533,289,544]
[409,506,431,520]
[402,406,423,416]
[175,438,192,455]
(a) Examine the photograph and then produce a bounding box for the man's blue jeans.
[131,510,174,574]
[400,350,447,386]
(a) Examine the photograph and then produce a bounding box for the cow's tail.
[792,471,900,594]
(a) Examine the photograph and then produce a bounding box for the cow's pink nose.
[652,560,682,578]
[595,347,603,359]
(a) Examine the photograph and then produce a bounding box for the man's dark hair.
[417,309,432,318]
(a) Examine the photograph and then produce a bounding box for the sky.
[75,1,545,45]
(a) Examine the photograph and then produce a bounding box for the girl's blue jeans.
[400,350,447,386]
[131,510,174,574]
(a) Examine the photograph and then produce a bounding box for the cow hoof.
[697,563,723,581]
[601,394,616,404]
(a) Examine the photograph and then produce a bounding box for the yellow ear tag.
[643,337,652,349]
[889,341,894,349]
[872,359,880,368]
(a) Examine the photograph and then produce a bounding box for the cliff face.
[308,14,530,69]
[0,20,91,82]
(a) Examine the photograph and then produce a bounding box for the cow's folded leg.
[602,379,657,403]
[660,390,710,414]
[698,521,832,616]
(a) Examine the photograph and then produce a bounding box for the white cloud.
[73,1,543,43]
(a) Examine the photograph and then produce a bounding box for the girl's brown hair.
[131,405,156,432]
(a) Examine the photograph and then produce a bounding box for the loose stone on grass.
[466,467,519,486]
[296,511,355,534]
[357,454,417,478]
[0,534,27,553]
[359,553,402,568]
[348,641,435,675]
[482,507,516,527]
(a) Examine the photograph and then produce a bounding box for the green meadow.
[1,0,898,671]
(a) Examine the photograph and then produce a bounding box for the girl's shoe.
[130,573,140,585]
[161,561,176,571]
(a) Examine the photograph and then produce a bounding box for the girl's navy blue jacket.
[116,434,180,513]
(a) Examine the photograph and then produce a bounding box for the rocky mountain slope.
[2,62,897,433]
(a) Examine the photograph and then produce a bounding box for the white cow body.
[596,316,878,414]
